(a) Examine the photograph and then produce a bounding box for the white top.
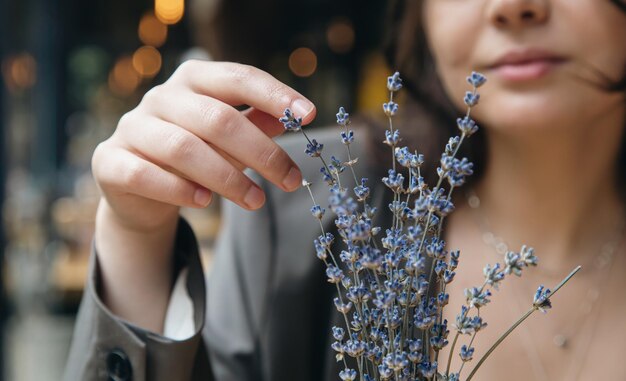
[163,268,195,340]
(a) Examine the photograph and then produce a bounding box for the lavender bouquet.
[279,72,579,381]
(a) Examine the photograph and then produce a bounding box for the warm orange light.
[327,18,355,54]
[108,56,140,97]
[288,47,317,78]
[155,0,184,25]
[132,46,162,78]
[1,53,37,92]
[139,12,168,47]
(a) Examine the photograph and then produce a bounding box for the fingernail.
[244,185,265,209]
[282,167,302,191]
[194,188,212,207]
[292,99,314,118]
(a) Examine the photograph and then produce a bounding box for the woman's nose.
[487,0,550,28]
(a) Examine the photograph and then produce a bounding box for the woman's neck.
[470,108,626,272]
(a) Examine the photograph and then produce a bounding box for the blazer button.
[106,349,132,381]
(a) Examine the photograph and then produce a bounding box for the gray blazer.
[64,126,392,380]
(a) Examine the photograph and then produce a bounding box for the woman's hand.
[93,60,315,233]
[90,61,315,332]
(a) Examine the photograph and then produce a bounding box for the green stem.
[445,332,460,377]
[465,307,534,381]
[465,266,581,381]
[344,138,359,187]
[548,265,582,298]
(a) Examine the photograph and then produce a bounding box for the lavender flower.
[353,178,370,202]
[310,204,325,219]
[418,361,438,378]
[336,107,350,126]
[326,266,344,284]
[333,326,345,340]
[279,108,302,131]
[483,263,505,290]
[384,129,401,146]
[320,166,334,185]
[430,320,450,351]
[383,101,399,117]
[305,139,324,157]
[466,71,487,88]
[339,368,357,381]
[330,156,346,175]
[464,287,492,309]
[533,285,552,313]
[504,250,524,276]
[387,72,403,92]
[459,345,474,362]
[313,239,326,260]
[281,71,578,381]
[341,130,354,145]
[457,116,479,137]
[463,91,480,107]
[520,245,539,266]
[382,169,404,192]
[334,297,353,314]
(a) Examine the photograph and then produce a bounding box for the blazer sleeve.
[63,218,212,381]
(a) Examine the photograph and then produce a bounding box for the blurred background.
[0,0,392,379]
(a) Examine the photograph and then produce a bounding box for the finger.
[170,60,317,124]
[116,116,267,210]
[242,107,285,138]
[142,91,303,192]
[210,144,246,171]
[209,111,279,173]
[94,145,213,208]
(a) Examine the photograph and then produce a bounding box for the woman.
[64,0,626,380]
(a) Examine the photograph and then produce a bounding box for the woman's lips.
[489,47,565,82]
[491,58,563,82]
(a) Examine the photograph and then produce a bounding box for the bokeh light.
[288,47,317,78]
[138,12,168,47]
[155,0,184,25]
[108,56,140,97]
[1,53,37,92]
[326,18,355,54]
[132,45,162,78]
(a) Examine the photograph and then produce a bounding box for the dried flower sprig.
[464,266,581,381]
[280,72,578,381]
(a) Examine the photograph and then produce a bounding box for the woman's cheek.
[431,38,477,113]
[424,3,483,107]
